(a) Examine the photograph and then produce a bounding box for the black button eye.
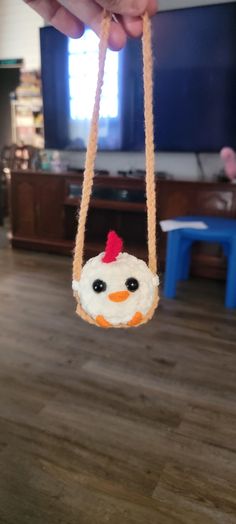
[92,279,107,293]
[125,278,139,292]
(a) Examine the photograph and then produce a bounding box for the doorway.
[0,67,21,150]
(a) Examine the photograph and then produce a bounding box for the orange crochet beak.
[108,290,130,303]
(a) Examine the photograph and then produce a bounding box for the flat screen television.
[40,2,236,152]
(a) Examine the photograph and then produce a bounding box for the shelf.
[16,124,44,129]
[11,100,42,107]
[64,197,146,212]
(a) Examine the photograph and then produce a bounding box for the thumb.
[96,0,150,16]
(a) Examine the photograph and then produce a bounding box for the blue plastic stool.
[163,216,236,308]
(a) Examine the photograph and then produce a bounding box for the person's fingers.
[108,22,127,50]
[23,0,84,37]
[24,0,158,48]
[147,0,158,16]
[96,0,150,17]
[120,0,158,39]
[121,15,143,38]
[58,0,127,50]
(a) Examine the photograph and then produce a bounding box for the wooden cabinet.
[11,177,37,238]
[36,177,64,239]
[9,171,236,278]
[10,172,65,252]
[158,183,235,219]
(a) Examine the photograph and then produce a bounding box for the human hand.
[24,0,158,50]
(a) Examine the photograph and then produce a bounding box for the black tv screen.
[40,2,236,152]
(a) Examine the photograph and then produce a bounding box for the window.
[68,30,119,121]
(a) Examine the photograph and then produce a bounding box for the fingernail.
[112,13,119,23]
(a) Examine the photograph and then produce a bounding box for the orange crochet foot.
[128,312,143,327]
[96,315,112,328]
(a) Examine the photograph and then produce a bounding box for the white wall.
[60,150,221,182]
[159,0,234,9]
[0,1,43,70]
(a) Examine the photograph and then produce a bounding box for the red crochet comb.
[102,231,123,263]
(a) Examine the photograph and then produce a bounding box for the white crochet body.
[73,252,159,326]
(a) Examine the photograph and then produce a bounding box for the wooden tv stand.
[9,170,236,279]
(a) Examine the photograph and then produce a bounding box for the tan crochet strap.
[142,12,157,274]
[73,11,157,281]
[72,11,111,282]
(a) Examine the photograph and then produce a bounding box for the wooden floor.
[0,228,236,524]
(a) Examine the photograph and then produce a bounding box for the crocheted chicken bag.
[72,11,159,328]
